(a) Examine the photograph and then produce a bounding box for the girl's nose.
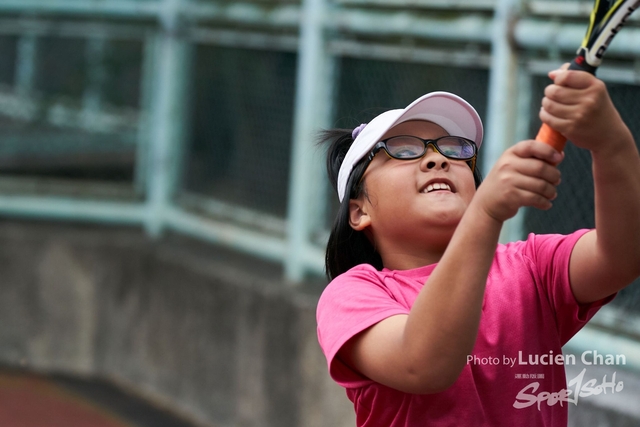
[420,146,450,171]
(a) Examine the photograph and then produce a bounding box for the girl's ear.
[349,199,371,231]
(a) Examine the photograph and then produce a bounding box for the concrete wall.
[0,220,355,427]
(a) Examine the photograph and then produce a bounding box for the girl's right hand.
[473,140,563,223]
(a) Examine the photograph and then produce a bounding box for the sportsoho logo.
[467,350,627,410]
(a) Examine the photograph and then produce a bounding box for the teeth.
[425,183,451,193]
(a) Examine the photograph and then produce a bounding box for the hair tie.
[351,123,367,140]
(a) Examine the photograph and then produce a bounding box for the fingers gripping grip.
[536,55,597,152]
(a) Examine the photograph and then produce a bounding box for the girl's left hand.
[539,65,630,153]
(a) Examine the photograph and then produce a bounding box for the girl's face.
[349,120,477,266]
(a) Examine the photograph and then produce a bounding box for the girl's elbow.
[403,361,464,394]
[612,257,640,287]
[403,373,459,395]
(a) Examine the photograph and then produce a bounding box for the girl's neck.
[374,224,456,270]
[380,243,447,270]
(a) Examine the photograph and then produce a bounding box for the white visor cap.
[336,91,483,202]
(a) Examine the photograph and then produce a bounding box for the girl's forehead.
[382,120,449,139]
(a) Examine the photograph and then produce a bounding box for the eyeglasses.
[367,135,477,171]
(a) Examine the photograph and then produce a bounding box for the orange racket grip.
[536,123,567,153]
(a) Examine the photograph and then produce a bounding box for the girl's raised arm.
[539,68,640,304]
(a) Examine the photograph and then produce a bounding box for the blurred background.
[0,0,638,426]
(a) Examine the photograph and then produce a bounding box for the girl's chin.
[417,203,467,220]
[413,214,463,229]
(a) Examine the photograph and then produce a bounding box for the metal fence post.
[484,0,525,243]
[503,65,536,243]
[286,0,333,282]
[145,0,192,237]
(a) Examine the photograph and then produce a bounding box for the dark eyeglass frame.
[366,135,478,171]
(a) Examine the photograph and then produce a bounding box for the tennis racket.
[536,0,640,152]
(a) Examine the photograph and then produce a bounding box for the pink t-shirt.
[316,230,614,427]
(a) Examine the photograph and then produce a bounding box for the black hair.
[319,128,483,281]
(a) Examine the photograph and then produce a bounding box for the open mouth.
[421,181,455,193]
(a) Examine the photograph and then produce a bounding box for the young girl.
[316,66,640,426]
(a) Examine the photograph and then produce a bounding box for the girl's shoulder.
[325,263,387,289]
[320,263,431,310]
[321,263,404,302]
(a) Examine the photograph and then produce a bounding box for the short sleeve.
[316,265,410,388]
[521,230,615,345]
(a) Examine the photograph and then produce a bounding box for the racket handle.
[536,123,567,152]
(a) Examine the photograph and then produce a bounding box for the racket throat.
[570,49,599,74]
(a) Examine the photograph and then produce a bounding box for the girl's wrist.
[466,184,514,227]
[586,115,634,157]
[463,200,505,234]
[590,131,636,160]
